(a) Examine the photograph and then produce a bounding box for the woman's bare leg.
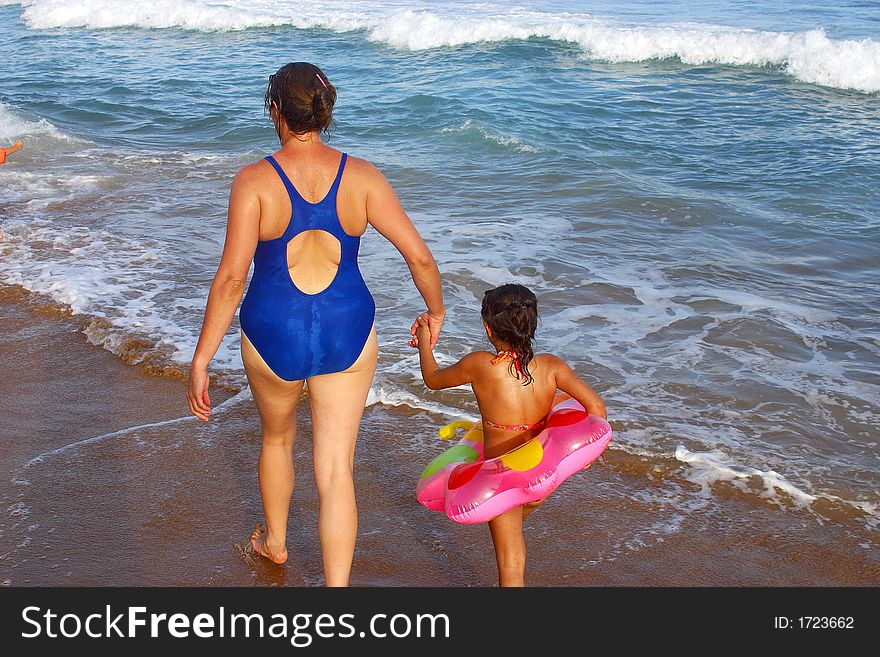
[489,507,528,586]
[305,327,378,586]
[241,331,305,565]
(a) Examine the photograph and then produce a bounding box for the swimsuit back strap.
[327,152,348,199]
[264,155,297,199]
[264,153,348,205]
[482,417,547,432]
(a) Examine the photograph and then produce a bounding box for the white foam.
[9,1,880,93]
[675,445,812,501]
[366,385,474,421]
[674,446,878,519]
[441,120,541,153]
[0,218,244,376]
[0,170,106,206]
[0,101,87,144]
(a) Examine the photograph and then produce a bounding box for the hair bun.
[264,62,336,136]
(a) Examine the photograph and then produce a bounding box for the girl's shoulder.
[533,353,569,372]
[463,350,496,363]
[458,350,497,369]
[446,351,495,381]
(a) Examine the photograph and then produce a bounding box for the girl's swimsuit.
[481,350,547,431]
[239,153,375,381]
[482,417,547,432]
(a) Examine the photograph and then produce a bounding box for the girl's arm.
[415,318,479,390]
[363,161,445,347]
[187,165,261,420]
[551,356,607,419]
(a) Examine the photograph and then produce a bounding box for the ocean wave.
[364,381,878,527]
[674,446,878,524]
[0,101,87,144]
[441,120,541,153]
[366,385,474,421]
[8,1,880,93]
[0,219,244,380]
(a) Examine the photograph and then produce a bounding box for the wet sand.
[1,297,877,586]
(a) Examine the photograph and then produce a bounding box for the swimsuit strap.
[491,349,526,379]
[484,349,544,430]
[264,155,295,198]
[482,416,547,432]
[326,152,348,200]
[264,152,348,206]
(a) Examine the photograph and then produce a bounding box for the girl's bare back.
[469,353,560,458]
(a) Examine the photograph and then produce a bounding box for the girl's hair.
[264,62,336,136]
[481,284,538,385]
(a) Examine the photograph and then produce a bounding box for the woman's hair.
[481,284,538,385]
[264,62,336,136]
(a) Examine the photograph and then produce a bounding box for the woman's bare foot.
[249,522,288,565]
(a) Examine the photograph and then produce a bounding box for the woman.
[187,62,445,586]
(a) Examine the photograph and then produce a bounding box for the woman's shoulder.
[231,157,275,187]
[342,153,386,184]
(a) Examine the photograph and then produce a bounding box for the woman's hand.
[409,309,445,349]
[187,365,213,421]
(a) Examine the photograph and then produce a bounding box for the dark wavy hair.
[264,62,336,136]
[481,284,538,385]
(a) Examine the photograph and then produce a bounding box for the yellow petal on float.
[499,439,543,472]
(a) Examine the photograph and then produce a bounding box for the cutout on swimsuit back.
[286,229,341,294]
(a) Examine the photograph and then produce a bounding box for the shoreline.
[1,297,877,587]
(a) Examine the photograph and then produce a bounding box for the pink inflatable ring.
[416,396,612,524]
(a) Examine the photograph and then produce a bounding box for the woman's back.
[239,146,375,381]
[253,147,369,237]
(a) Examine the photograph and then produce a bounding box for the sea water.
[1,0,878,559]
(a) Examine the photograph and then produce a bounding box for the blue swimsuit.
[239,153,375,381]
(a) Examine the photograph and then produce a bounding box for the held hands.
[409,309,444,349]
[411,315,432,349]
[186,365,212,421]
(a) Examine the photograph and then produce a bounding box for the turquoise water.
[1,1,879,529]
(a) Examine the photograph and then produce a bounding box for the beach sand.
[1,296,877,586]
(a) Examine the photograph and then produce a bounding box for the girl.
[414,283,606,587]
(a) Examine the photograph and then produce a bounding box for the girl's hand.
[409,310,444,348]
[187,365,212,421]
[411,315,432,349]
